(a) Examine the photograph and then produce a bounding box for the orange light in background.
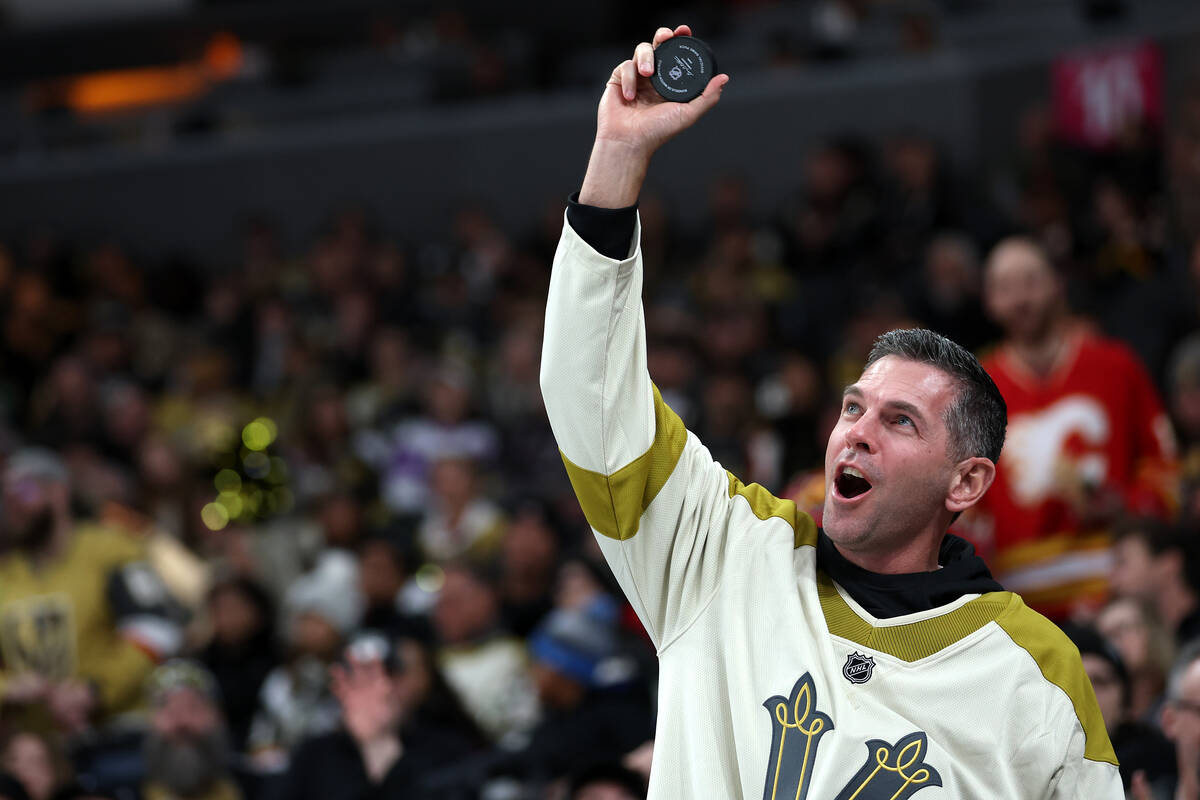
[56,32,243,114]
[204,31,243,80]
[67,65,208,112]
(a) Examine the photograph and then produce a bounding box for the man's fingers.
[683,73,729,120]
[652,27,674,47]
[1129,771,1152,800]
[673,24,692,38]
[635,42,654,76]
[619,59,638,101]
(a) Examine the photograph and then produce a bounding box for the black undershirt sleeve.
[565,192,638,261]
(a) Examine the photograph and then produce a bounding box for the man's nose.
[843,415,876,453]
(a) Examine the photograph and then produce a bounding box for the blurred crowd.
[2,66,1200,800]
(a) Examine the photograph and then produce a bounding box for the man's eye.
[845,402,860,414]
[895,415,913,426]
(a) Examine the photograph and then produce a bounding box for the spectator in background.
[498,498,563,638]
[27,357,100,452]
[246,561,359,772]
[1066,624,1175,793]
[142,660,242,800]
[905,232,996,353]
[1158,642,1200,800]
[357,530,428,640]
[0,730,72,800]
[1167,334,1200,513]
[344,327,421,435]
[755,352,825,484]
[197,577,280,752]
[500,594,652,785]
[973,236,1178,618]
[883,135,960,272]
[432,562,539,746]
[277,632,477,800]
[1096,596,1176,723]
[1109,519,1200,646]
[284,386,364,507]
[417,457,506,563]
[374,364,498,514]
[0,448,181,733]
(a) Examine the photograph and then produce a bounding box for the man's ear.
[946,458,996,514]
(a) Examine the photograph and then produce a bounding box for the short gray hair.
[1166,639,1200,702]
[865,329,1007,464]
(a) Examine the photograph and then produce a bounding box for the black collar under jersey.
[815,530,1004,619]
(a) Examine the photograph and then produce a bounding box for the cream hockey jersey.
[540,215,1122,800]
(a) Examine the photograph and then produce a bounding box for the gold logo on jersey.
[833,732,942,800]
[762,672,833,800]
[761,674,942,800]
[0,593,76,680]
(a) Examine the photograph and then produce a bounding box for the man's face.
[1097,599,1151,672]
[151,687,220,739]
[1108,537,1155,601]
[1081,653,1124,735]
[822,357,959,562]
[1163,660,1200,756]
[145,689,228,797]
[983,241,1060,343]
[2,474,57,549]
[433,569,496,645]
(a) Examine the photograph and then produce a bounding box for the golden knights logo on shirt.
[0,592,76,680]
[762,672,942,800]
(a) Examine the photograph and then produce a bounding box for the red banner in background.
[1053,40,1162,149]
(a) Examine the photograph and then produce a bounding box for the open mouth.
[835,466,872,499]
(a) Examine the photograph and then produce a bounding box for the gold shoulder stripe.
[994,599,1119,766]
[559,384,688,541]
[818,572,1013,661]
[726,473,818,549]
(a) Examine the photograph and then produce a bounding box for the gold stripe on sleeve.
[726,473,818,549]
[559,384,688,541]
[995,601,1120,766]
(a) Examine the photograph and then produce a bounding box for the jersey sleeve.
[540,214,810,651]
[997,600,1123,799]
[1048,712,1123,799]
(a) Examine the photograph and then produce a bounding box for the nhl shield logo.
[843,652,875,684]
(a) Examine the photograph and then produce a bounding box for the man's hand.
[1,673,49,705]
[46,679,97,735]
[580,25,729,209]
[331,659,404,782]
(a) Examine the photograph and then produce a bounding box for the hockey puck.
[651,36,718,103]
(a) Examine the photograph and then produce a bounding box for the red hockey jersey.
[971,328,1177,617]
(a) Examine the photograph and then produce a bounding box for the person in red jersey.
[971,236,1178,619]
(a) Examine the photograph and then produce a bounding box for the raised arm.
[541,29,759,651]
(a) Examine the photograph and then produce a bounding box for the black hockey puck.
[651,36,718,103]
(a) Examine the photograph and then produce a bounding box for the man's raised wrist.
[579,139,652,209]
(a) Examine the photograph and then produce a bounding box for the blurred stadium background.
[0,0,1199,798]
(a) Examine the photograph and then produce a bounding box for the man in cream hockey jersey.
[539,24,1121,800]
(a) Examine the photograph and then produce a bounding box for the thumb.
[1129,770,1151,800]
[681,73,729,124]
